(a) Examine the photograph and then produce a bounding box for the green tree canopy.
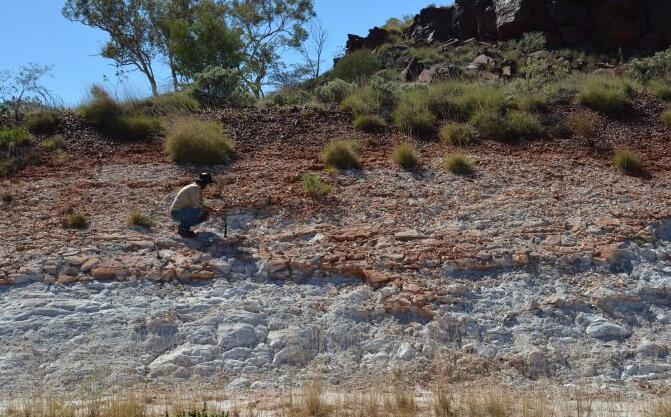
[63,0,164,96]
[167,0,244,78]
[228,0,315,97]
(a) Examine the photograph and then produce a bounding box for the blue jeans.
[171,208,206,230]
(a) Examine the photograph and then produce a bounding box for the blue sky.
[0,0,444,106]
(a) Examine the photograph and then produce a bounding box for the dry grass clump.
[646,394,671,417]
[578,76,631,116]
[444,152,474,175]
[439,123,473,146]
[470,109,508,140]
[613,149,642,173]
[427,82,505,121]
[79,85,162,139]
[63,212,89,229]
[332,49,383,82]
[301,173,332,198]
[321,139,361,170]
[393,89,435,135]
[39,135,66,151]
[392,142,419,170]
[341,86,381,116]
[384,387,417,417]
[353,114,386,132]
[662,109,671,128]
[565,113,599,138]
[471,110,542,140]
[25,109,61,133]
[506,110,543,139]
[648,81,671,102]
[316,79,356,104]
[0,127,33,151]
[165,119,235,165]
[1,190,13,204]
[126,209,154,229]
[433,384,455,417]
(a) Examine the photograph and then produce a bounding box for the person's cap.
[198,172,214,184]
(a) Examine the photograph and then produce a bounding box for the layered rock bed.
[1,107,670,396]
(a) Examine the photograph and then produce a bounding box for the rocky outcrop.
[346,27,390,52]
[348,0,671,53]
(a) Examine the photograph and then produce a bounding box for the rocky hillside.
[2,1,671,409]
[348,0,671,54]
[1,100,670,398]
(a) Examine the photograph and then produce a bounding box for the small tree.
[62,0,164,96]
[298,18,328,79]
[228,0,316,97]
[0,64,57,123]
[167,0,243,79]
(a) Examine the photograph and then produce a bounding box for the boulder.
[399,58,427,82]
[585,322,632,341]
[417,63,464,83]
[91,260,127,281]
[345,27,390,53]
[405,6,456,44]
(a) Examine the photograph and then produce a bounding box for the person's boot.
[178,227,196,238]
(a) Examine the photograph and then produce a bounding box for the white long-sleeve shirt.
[170,184,203,212]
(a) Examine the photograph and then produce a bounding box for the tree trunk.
[169,54,179,91]
[148,74,159,97]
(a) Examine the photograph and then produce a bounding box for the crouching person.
[170,172,218,238]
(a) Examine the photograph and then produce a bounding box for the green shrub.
[301,173,332,198]
[392,142,419,170]
[175,403,229,417]
[471,109,509,140]
[268,88,313,106]
[128,91,199,115]
[165,119,235,165]
[126,209,154,229]
[25,110,61,133]
[63,212,89,229]
[353,115,386,132]
[368,76,401,113]
[578,77,631,116]
[340,78,400,117]
[341,86,380,116]
[649,81,671,101]
[79,86,162,139]
[191,66,252,107]
[40,135,66,151]
[439,123,473,146]
[316,79,356,104]
[507,111,543,139]
[0,127,32,151]
[443,153,473,175]
[117,115,163,140]
[321,139,361,170]
[471,109,542,140]
[79,85,121,130]
[565,113,599,138]
[406,47,444,64]
[333,50,383,82]
[426,82,505,121]
[393,89,435,135]
[613,149,642,173]
[628,48,671,82]
[515,95,548,113]
[662,110,671,127]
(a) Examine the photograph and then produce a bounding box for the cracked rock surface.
[1,106,670,395]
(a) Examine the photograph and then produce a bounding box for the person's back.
[169,173,215,238]
[170,183,203,213]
